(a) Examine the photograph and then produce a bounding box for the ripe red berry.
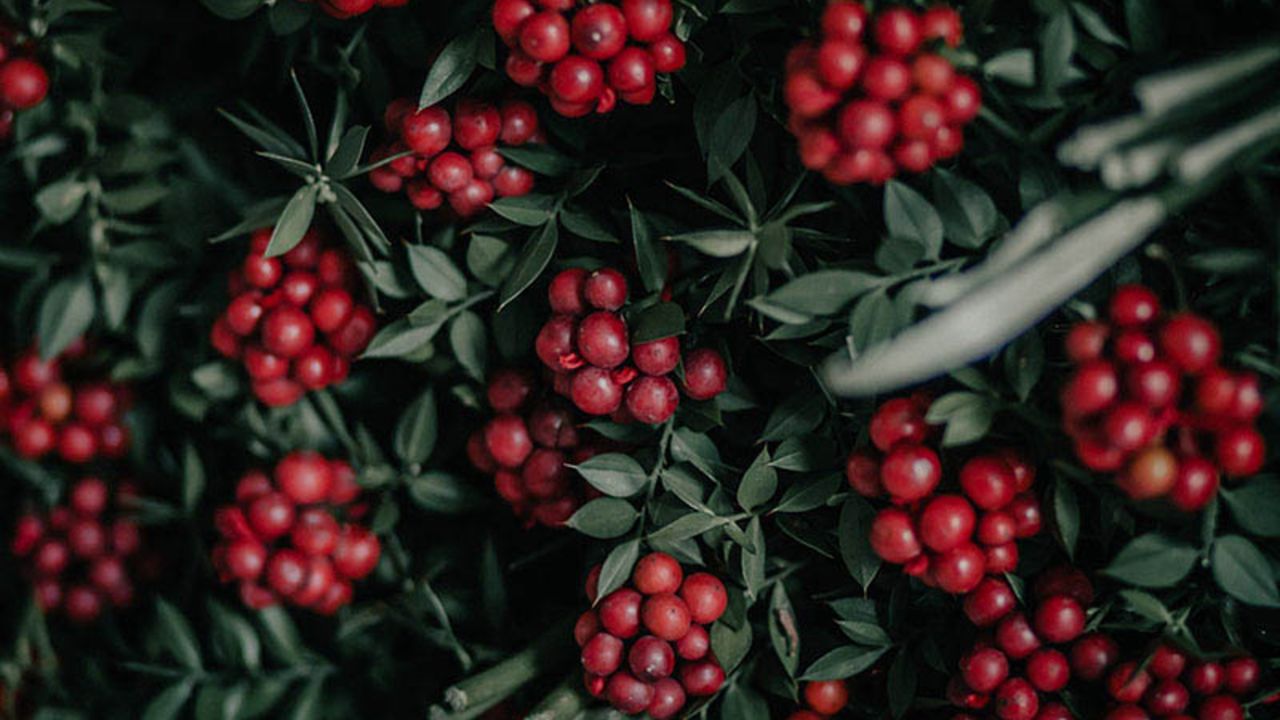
[921,5,963,46]
[247,492,295,541]
[870,508,922,564]
[292,508,339,556]
[804,680,849,715]
[551,55,606,103]
[484,414,534,468]
[681,348,727,401]
[261,306,315,359]
[640,593,691,641]
[1187,662,1224,695]
[1147,679,1190,716]
[899,94,946,140]
[606,671,656,713]
[225,539,268,581]
[676,623,709,660]
[70,477,109,516]
[632,337,680,376]
[499,100,538,145]
[646,677,686,720]
[633,552,683,595]
[521,448,569,498]
[1026,648,1070,692]
[527,401,578,448]
[959,456,1016,510]
[58,424,98,463]
[961,647,1010,693]
[679,572,727,624]
[649,34,687,73]
[1198,695,1244,720]
[276,451,334,504]
[401,106,452,157]
[428,151,474,193]
[1066,321,1109,362]
[784,69,841,118]
[571,3,627,59]
[934,542,986,594]
[621,0,673,42]
[1104,402,1157,452]
[993,677,1039,720]
[571,366,624,415]
[494,165,535,197]
[821,1,867,42]
[996,612,1042,660]
[1214,426,1265,477]
[581,632,624,675]
[1070,632,1119,681]
[576,311,630,368]
[1114,329,1157,364]
[1159,313,1220,375]
[678,659,725,696]
[919,494,976,552]
[1034,595,1085,644]
[942,75,982,124]
[815,39,866,90]
[574,610,601,646]
[1127,361,1181,408]
[1224,657,1260,695]
[845,449,882,497]
[626,375,679,424]
[266,549,308,596]
[549,268,588,315]
[0,58,49,110]
[861,56,912,101]
[1110,285,1161,326]
[964,577,1017,627]
[64,585,103,623]
[520,11,571,63]
[1118,446,1179,500]
[913,53,956,94]
[628,635,676,681]
[599,587,643,638]
[1108,662,1153,703]
[1063,359,1119,416]
[880,444,941,502]
[487,368,535,413]
[333,525,380,579]
[870,397,929,451]
[838,98,896,150]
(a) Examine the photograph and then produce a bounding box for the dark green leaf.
[1052,477,1079,560]
[632,302,685,343]
[924,391,996,446]
[1220,476,1280,537]
[1103,534,1199,588]
[710,619,753,673]
[572,453,648,498]
[884,181,943,258]
[394,387,437,465]
[737,449,778,511]
[449,312,487,381]
[35,177,88,224]
[596,539,641,602]
[567,497,638,539]
[418,28,483,109]
[768,584,800,676]
[38,274,95,361]
[630,200,665,294]
[761,391,826,442]
[667,229,754,258]
[933,169,999,248]
[839,496,880,591]
[499,221,558,310]
[407,472,487,513]
[888,650,917,719]
[263,184,318,258]
[154,599,203,669]
[326,126,369,177]
[1211,535,1280,607]
[141,682,194,720]
[766,270,880,316]
[801,645,888,681]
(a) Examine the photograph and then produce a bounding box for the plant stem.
[526,674,587,720]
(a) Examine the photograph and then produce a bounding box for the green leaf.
[35,177,88,224]
[648,512,729,544]
[1052,477,1079,560]
[888,650,917,719]
[924,391,996,446]
[1211,535,1280,607]
[572,453,649,498]
[448,312,487,381]
[839,496,881,591]
[768,584,800,676]
[489,194,557,226]
[932,169,999,248]
[566,497,638,539]
[263,184,318,258]
[1103,534,1199,588]
[208,602,261,670]
[632,302,685,343]
[630,200,665,294]
[418,27,483,109]
[141,681,194,720]
[497,145,577,177]
[1039,9,1076,91]
[1220,476,1280,537]
[771,437,835,472]
[394,387,437,465]
[182,443,205,514]
[326,126,369,177]
[1118,589,1173,625]
[199,0,263,20]
[711,619,753,673]
[466,235,515,287]
[766,270,880,316]
[737,449,778,511]
[801,645,888,681]
[707,94,757,183]
[154,599,203,669]
[667,229,754,258]
[499,221,558,310]
[38,274,95,361]
[761,390,826,442]
[986,49,1037,87]
[848,290,900,352]
[406,472,487,514]
[774,472,843,514]
[284,676,324,720]
[884,181,943,258]
[362,318,441,359]
[595,539,641,602]
[1124,0,1165,54]
[1071,2,1127,48]
[255,607,304,664]
[1004,330,1044,401]
[102,182,169,214]
[836,620,891,646]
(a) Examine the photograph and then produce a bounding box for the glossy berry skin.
[676,624,709,660]
[815,39,866,90]
[571,367,624,415]
[1197,695,1243,720]
[646,678,686,720]
[583,268,628,310]
[993,677,1039,720]
[633,552,683,595]
[628,635,675,682]
[576,312,630,368]
[1118,446,1179,500]
[996,612,1041,660]
[845,449,882,497]
[632,337,681,376]
[679,572,727,624]
[548,268,588,315]
[1026,648,1070,692]
[803,680,849,715]
[1070,632,1119,681]
[919,494,976,552]
[1146,680,1190,716]
[822,1,867,42]
[921,5,963,46]
[964,577,1017,627]
[581,632,623,675]
[605,672,655,714]
[536,315,577,371]
[839,99,897,148]
[961,647,1010,693]
[626,375,679,424]
[1034,595,1086,644]
[247,492,295,541]
[599,588,643,638]
[1223,657,1259,695]
[1148,644,1187,679]
[933,542,986,594]
[869,508,921,563]
[275,451,333,504]
[402,107,452,156]
[1214,426,1265,477]
[621,0,673,42]
[551,56,605,103]
[1159,314,1220,375]
[1187,662,1223,696]
[1110,285,1161,326]
[873,7,922,56]
[333,525,381,579]
[0,59,49,110]
[880,444,941,502]
[960,456,1017,510]
[870,397,929,451]
[678,660,725,696]
[681,348,728,401]
[484,414,533,468]
[520,11,571,63]
[571,3,627,60]
[1108,662,1153,703]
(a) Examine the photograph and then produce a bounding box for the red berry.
[649,34,686,73]
[70,477,109,516]
[291,508,339,556]
[640,593,691,641]
[676,624,709,660]
[58,424,98,463]
[646,677,686,719]
[452,99,501,151]
[276,451,334,504]
[964,577,1017,627]
[1026,648,1070,692]
[821,1,867,42]
[870,508,922,564]
[1109,662,1153,703]
[678,659,725,696]
[487,368,535,413]
[499,100,539,145]
[921,5,963,46]
[1034,595,1085,644]
[679,572,727,624]
[959,456,1016,510]
[993,677,1039,720]
[629,635,675,681]
[870,397,929,451]
[571,367,624,415]
[574,610,601,646]
[880,444,941,502]
[333,525,380,579]
[978,511,1015,545]
[943,75,982,124]
[626,375,679,424]
[934,542,986,594]
[606,672,655,714]
[599,587,643,638]
[427,151,473,193]
[1159,313,1220,375]
[632,337,681,376]
[633,552,683,595]
[571,3,627,60]
[520,11,571,63]
[681,348,727,401]
[494,165,534,197]
[1187,662,1223,696]
[1214,426,1265,477]
[261,306,315,359]
[838,99,897,149]
[1104,402,1156,452]
[247,492,295,541]
[1104,705,1149,720]
[401,106,453,156]
[484,414,533,468]
[913,53,955,94]
[1128,361,1181,408]
[919,494,976,552]
[581,632,624,675]
[620,0,673,42]
[527,401,578,448]
[536,315,577,371]
[64,585,102,623]
[861,56,912,101]
[0,58,49,109]
[1114,329,1157,364]
[1198,695,1243,720]
[1118,446,1179,500]
[1224,657,1259,695]
[225,539,268,581]
[1147,679,1190,716]
[583,268,628,310]
[1110,285,1161,326]
[815,39,866,90]
[1229,373,1262,421]
[804,680,849,715]
[899,94,946,140]
[1066,321,1109,363]
[996,612,1041,660]
[576,311,630,368]
[962,647,1010,693]
[521,448,569,498]
[1148,644,1187,679]
[784,69,841,118]
[1063,360,1119,416]
[1070,632,1119,681]
[549,268,588,315]
[293,345,334,389]
[551,55,606,103]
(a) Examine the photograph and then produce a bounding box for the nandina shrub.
[1,0,1279,718]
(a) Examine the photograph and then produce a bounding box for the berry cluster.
[853,395,1042,594]
[296,0,408,19]
[577,552,728,717]
[468,368,606,528]
[783,1,978,185]
[949,566,1096,719]
[491,0,686,117]
[369,96,540,217]
[0,27,50,143]
[0,345,131,463]
[11,478,143,623]
[786,680,850,720]
[1061,284,1266,511]
[1085,647,1260,720]
[536,267,728,421]
[210,452,380,614]
[211,227,376,408]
